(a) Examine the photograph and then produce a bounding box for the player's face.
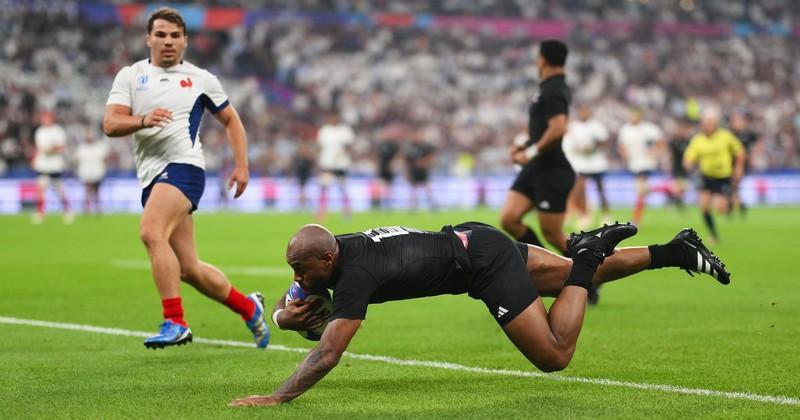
[288,254,333,292]
[536,55,545,78]
[146,19,187,68]
[731,114,746,131]
[701,115,718,135]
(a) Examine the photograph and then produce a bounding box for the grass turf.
[0,207,798,418]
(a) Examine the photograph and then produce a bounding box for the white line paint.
[1,316,797,407]
[111,259,292,277]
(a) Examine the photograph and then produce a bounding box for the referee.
[684,109,746,243]
[501,40,573,256]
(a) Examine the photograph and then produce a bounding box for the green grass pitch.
[0,207,798,418]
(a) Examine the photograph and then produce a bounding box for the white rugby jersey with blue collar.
[106,59,230,187]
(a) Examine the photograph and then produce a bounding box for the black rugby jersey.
[732,129,758,172]
[669,137,690,178]
[328,226,469,321]
[526,74,572,172]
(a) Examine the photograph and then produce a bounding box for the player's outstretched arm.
[214,105,249,198]
[102,104,172,137]
[229,318,361,407]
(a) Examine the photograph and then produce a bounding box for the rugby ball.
[285,281,333,341]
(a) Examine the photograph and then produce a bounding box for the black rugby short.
[453,222,539,327]
[511,165,575,213]
[378,165,394,183]
[409,168,429,185]
[700,176,732,195]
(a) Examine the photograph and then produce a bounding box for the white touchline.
[1,316,797,407]
[111,259,292,277]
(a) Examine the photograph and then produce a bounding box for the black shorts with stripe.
[453,222,538,327]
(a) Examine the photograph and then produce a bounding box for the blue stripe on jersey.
[188,95,229,146]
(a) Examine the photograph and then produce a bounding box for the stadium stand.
[0,0,798,180]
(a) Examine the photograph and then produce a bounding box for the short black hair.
[539,40,568,67]
[147,7,187,36]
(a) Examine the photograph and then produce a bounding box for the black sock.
[703,211,718,239]
[565,253,602,290]
[518,226,544,247]
[647,244,686,269]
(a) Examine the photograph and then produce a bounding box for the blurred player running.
[683,109,745,243]
[502,40,573,255]
[31,111,72,224]
[405,130,437,211]
[618,108,664,226]
[563,104,611,230]
[102,8,269,349]
[293,139,315,211]
[316,111,355,221]
[666,119,693,210]
[729,111,760,217]
[74,129,109,215]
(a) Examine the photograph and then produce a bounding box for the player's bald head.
[701,107,720,134]
[287,224,338,261]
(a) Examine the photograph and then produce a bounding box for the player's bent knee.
[139,226,167,249]
[541,228,563,246]
[537,354,570,373]
[499,213,521,233]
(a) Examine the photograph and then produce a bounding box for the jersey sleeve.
[684,135,701,163]
[594,122,609,142]
[203,73,230,113]
[329,267,377,321]
[344,126,355,145]
[618,127,630,148]
[106,66,133,107]
[542,91,569,120]
[54,126,67,147]
[727,131,744,156]
[34,128,46,150]
[650,123,664,141]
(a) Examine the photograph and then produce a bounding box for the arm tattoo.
[273,346,337,403]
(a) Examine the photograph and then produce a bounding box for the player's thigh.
[500,190,534,224]
[593,174,606,193]
[713,193,729,213]
[140,183,192,242]
[537,211,566,235]
[501,298,562,369]
[635,174,649,195]
[169,214,200,273]
[697,190,712,210]
[568,176,586,205]
[524,244,571,297]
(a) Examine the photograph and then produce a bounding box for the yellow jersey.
[684,128,744,179]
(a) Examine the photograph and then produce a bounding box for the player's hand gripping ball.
[285,281,333,341]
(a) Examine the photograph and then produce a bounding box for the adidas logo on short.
[160,172,169,179]
[497,306,509,318]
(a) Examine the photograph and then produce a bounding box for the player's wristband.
[271,309,284,328]
[140,115,145,128]
[524,144,539,160]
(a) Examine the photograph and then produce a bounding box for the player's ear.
[145,34,151,48]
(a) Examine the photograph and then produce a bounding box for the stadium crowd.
[1,1,799,177]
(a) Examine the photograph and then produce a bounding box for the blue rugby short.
[141,163,206,213]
